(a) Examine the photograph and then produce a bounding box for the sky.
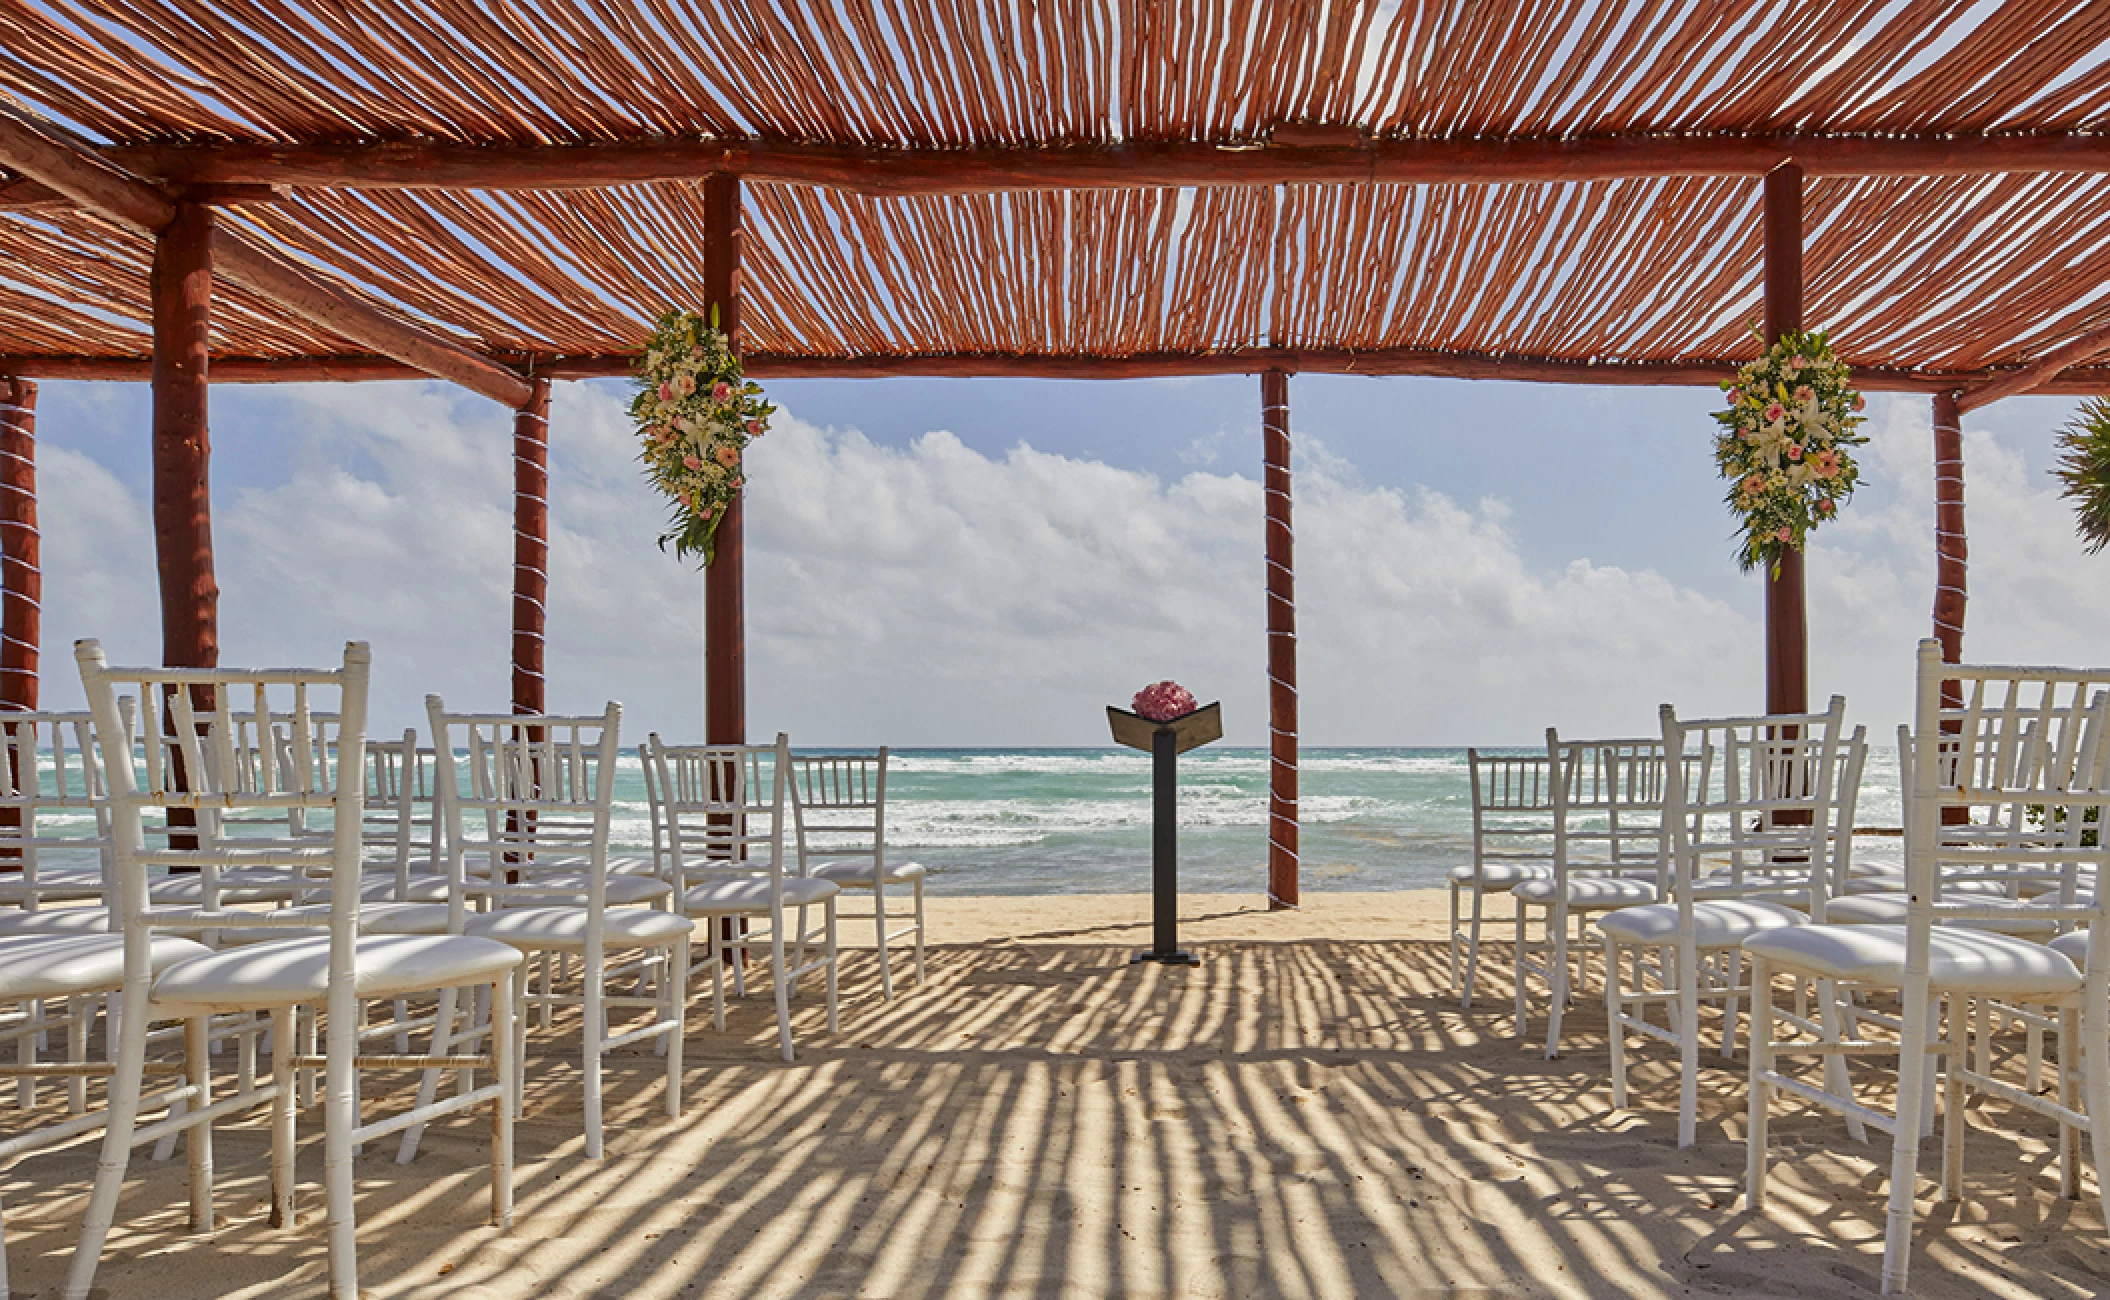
[19,374,2106,747]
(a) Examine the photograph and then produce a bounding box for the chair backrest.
[787,749,887,878]
[1659,695,1850,916]
[1464,748,1554,884]
[0,709,119,908]
[426,699,620,927]
[1546,731,1669,888]
[644,733,789,900]
[76,639,371,944]
[363,730,439,901]
[1905,640,2110,938]
[1823,728,1872,900]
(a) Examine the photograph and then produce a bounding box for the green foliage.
[1714,328,1869,574]
[630,310,774,567]
[2052,397,2110,555]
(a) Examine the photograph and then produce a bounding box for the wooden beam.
[11,350,2110,394]
[1764,162,1807,718]
[0,102,529,407]
[1958,317,2110,411]
[703,174,745,749]
[0,377,36,713]
[109,132,2110,196]
[512,377,551,716]
[1262,369,1297,911]
[153,203,217,676]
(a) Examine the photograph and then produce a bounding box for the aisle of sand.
[5,890,2103,1298]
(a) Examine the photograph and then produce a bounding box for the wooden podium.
[1106,701,1222,966]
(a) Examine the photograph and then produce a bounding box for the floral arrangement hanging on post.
[1713,328,1868,574]
[630,308,773,565]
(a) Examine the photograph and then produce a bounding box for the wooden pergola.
[4,2,2110,906]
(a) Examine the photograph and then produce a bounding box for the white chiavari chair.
[789,748,924,998]
[1513,733,1668,1054]
[1447,749,1553,1009]
[1599,698,1853,1147]
[647,733,838,1061]
[62,641,522,1300]
[387,700,688,1161]
[1744,641,2110,1295]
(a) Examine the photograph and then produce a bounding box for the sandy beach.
[3,889,2102,1298]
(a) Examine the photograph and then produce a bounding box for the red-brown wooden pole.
[512,377,551,716]
[1262,370,1298,909]
[1763,163,1808,716]
[153,202,215,855]
[1931,390,1967,673]
[1931,388,1969,824]
[704,173,745,747]
[0,377,36,713]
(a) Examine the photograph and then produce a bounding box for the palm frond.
[2053,397,2110,555]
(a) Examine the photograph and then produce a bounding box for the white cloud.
[24,382,2109,748]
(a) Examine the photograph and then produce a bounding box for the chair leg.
[772,911,794,1063]
[491,974,515,1230]
[825,901,840,1034]
[62,969,153,1300]
[2059,1005,2083,1199]
[711,924,727,1032]
[185,1016,214,1233]
[2086,996,2110,1244]
[874,877,893,1001]
[582,946,607,1160]
[1720,950,1742,1059]
[1817,979,1867,1145]
[1462,888,1487,1010]
[1545,903,1570,1059]
[1677,935,1700,1149]
[270,1006,297,1229]
[397,984,460,1165]
[323,990,361,1300]
[1942,996,1966,1202]
[1512,896,1530,1041]
[1881,972,1935,1296]
[912,877,926,985]
[67,995,88,1113]
[1607,938,1628,1111]
[666,933,688,1119]
[1745,955,1773,1211]
[1448,881,1462,995]
[511,964,528,1120]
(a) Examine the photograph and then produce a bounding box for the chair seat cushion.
[519,854,657,876]
[360,875,454,903]
[1824,893,2062,937]
[151,871,306,904]
[0,933,210,1000]
[810,858,928,887]
[2050,929,2095,967]
[684,875,838,915]
[1841,876,2015,897]
[1511,876,1658,908]
[486,872,670,905]
[1598,899,1806,948]
[0,866,106,903]
[1741,924,2082,997]
[463,906,692,951]
[1446,861,1552,890]
[151,934,523,1014]
[0,906,114,936]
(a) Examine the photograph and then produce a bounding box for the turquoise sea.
[602,745,1909,896]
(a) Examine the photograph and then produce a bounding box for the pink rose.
[1818,498,1836,514]
[1852,394,1866,411]
[657,383,673,402]
[674,373,696,397]
[712,381,733,402]
[730,477,743,491]
[1728,389,1743,404]
[1764,403,1785,422]
[700,506,713,520]
[1789,355,1807,371]
[1132,680,1198,722]
[1787,443,1802,461]
[1776,526,1792,542]
[683,455,702,471]
[744,419,762,435]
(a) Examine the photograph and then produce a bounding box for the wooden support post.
[0,378,36,713]
[703,174,745,748]
[1763,163,1808,717]
[1262,370,1298,909]
[153,202,216,855]
[1931,389,1969,824]
[511,378,551,717]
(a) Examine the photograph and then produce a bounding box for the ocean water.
[603,746,1909,897]
[21,746,1908,895]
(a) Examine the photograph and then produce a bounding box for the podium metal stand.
[1106,701,1222,966]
